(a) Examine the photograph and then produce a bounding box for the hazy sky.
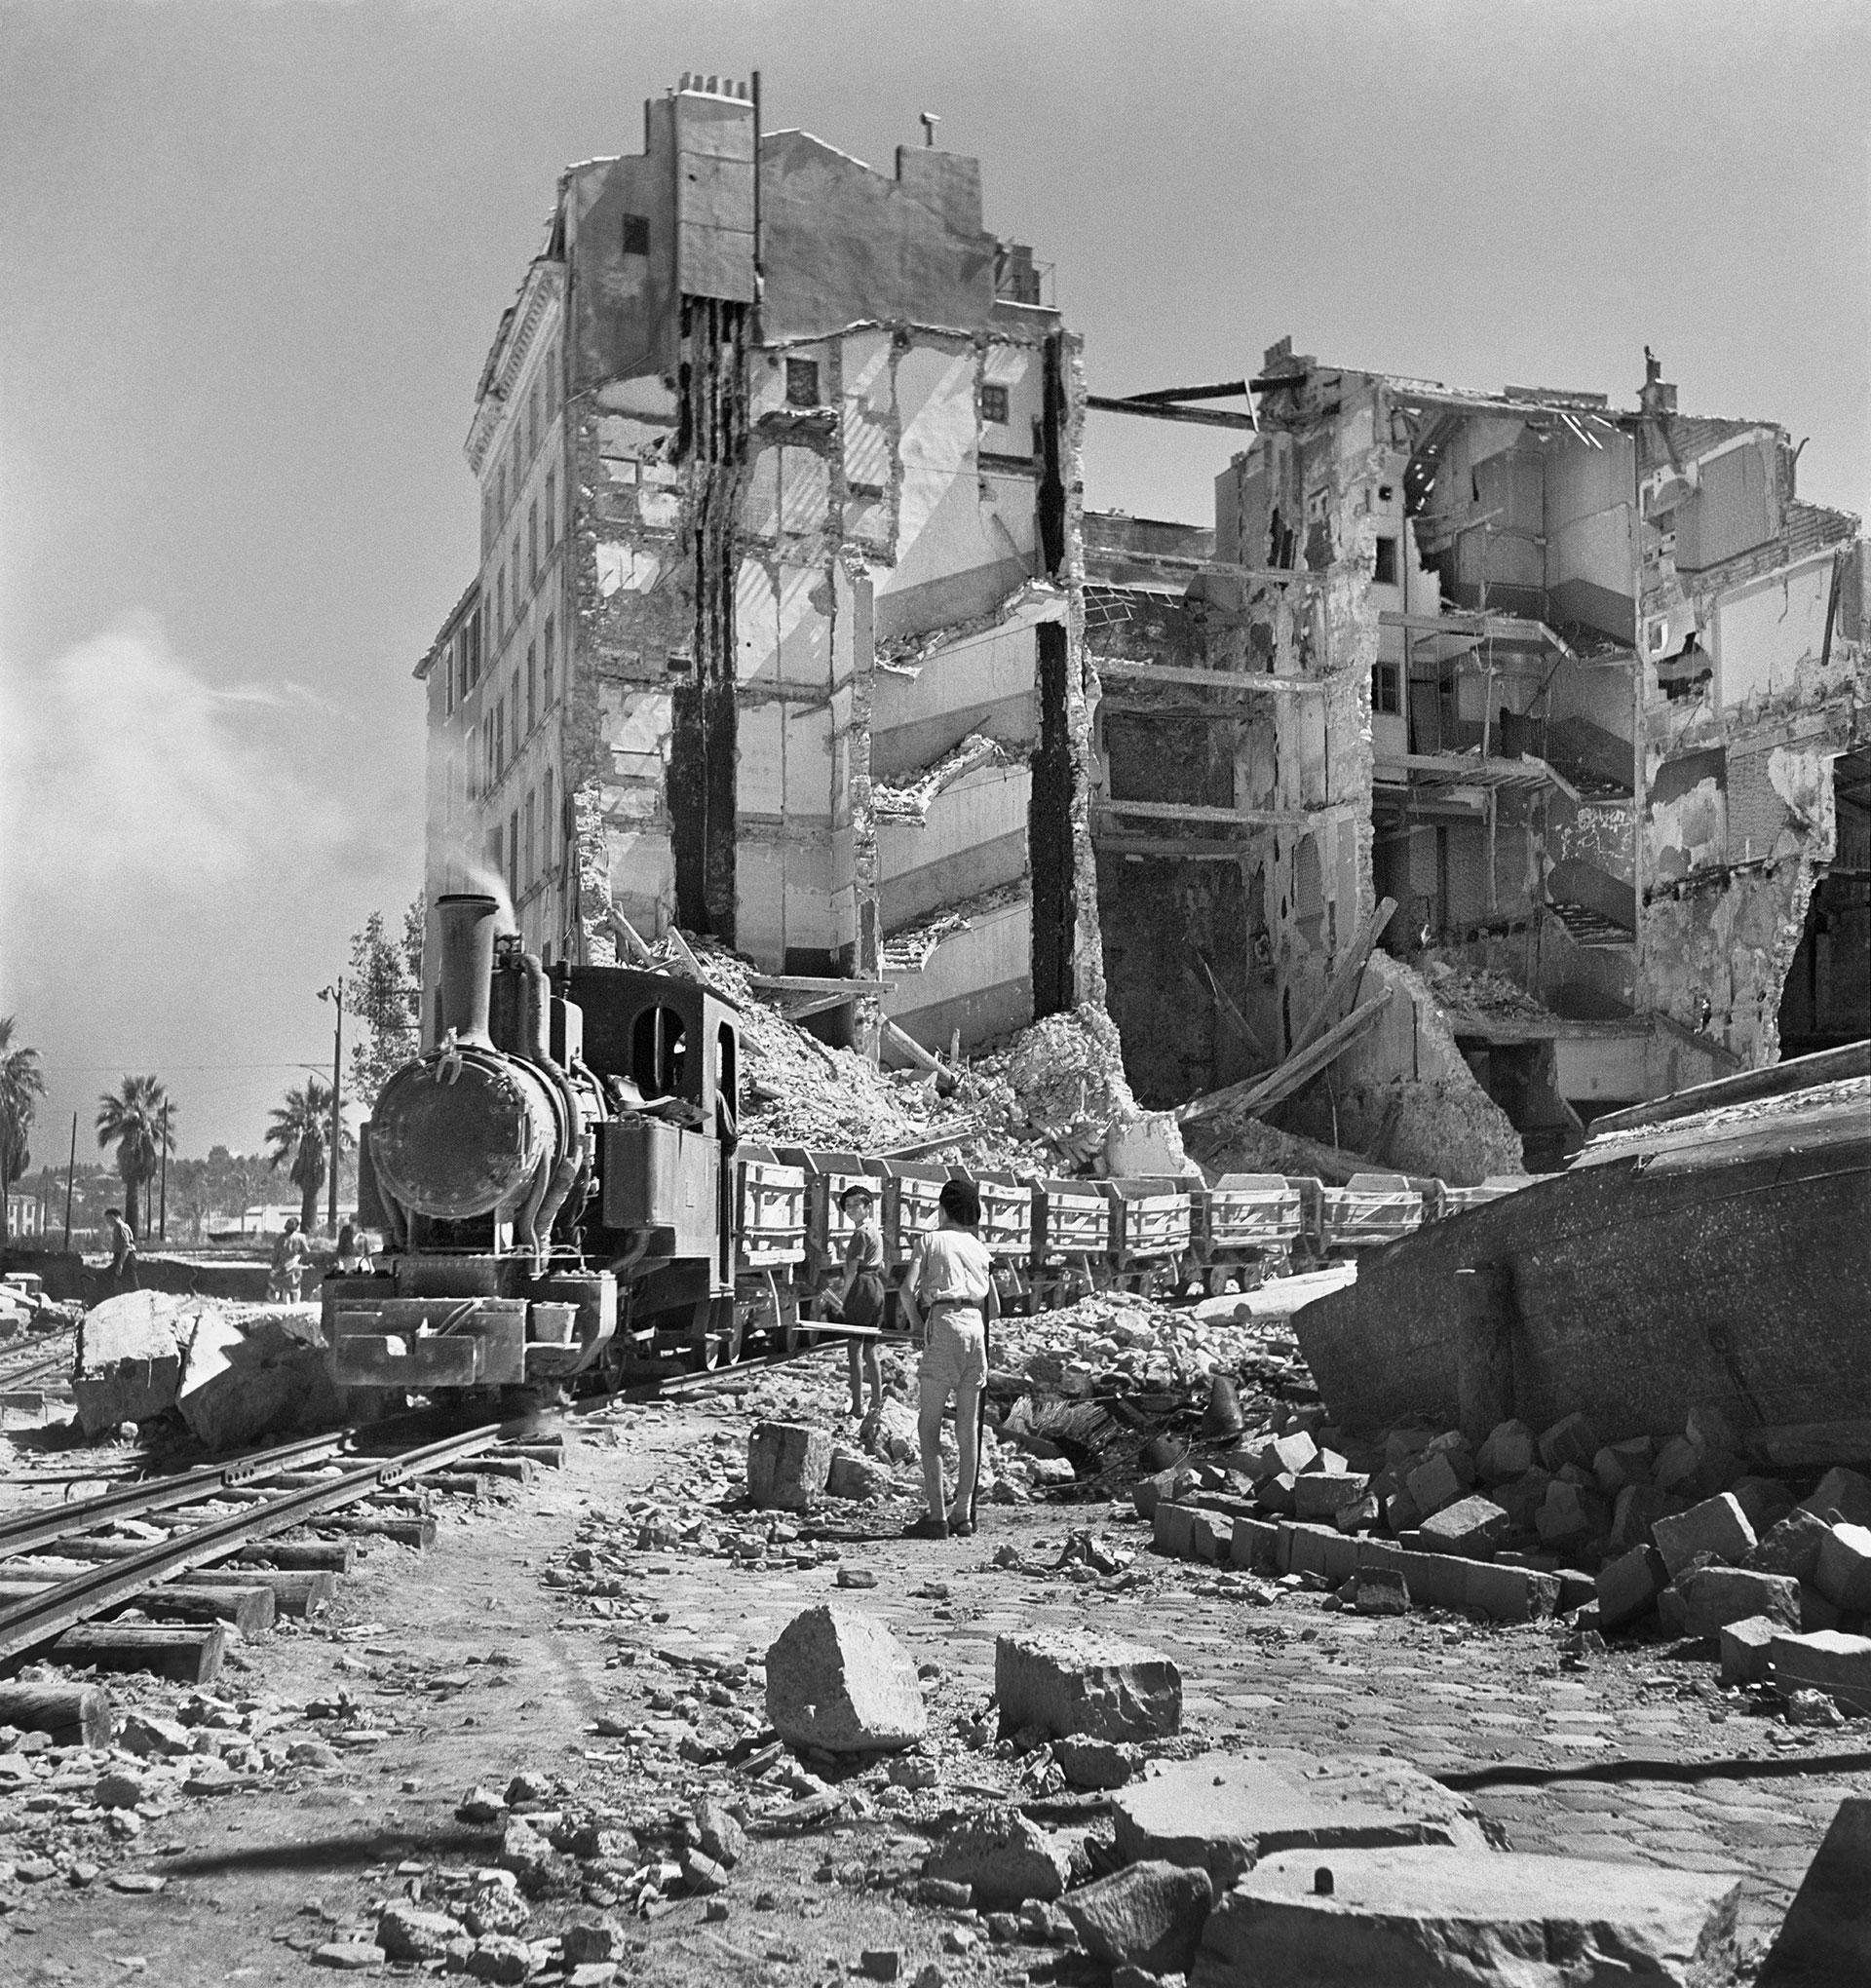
[3,0,1867,1164]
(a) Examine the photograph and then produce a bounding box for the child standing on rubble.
[897,1178,997,1542]
[836,1183,886,1422]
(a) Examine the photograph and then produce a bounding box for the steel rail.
[0,1429,362,1559]
[0,1421,507,1662]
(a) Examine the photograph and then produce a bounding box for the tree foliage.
[266,1078,355,1234]
[95,1075,175,1237]
[0,1016,47,1242]
[347,895,424,1107]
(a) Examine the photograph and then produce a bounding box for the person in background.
[897,1178,997,1541]
[836,1183,887,1421]
[268,1216,310,1302]
[104,1208,138,1293]
[334,1219,373,1276]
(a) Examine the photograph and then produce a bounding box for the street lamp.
[316,978,344,1237]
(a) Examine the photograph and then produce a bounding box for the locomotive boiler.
[324,891,755,1410]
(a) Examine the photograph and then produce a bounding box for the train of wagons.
[323,892,1528,1410]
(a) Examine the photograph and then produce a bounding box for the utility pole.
[158,1131,169,1244]
[61,1113,75,1251]
[318,978,344,1236]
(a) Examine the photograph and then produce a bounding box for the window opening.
[980,383,1010,425]
[1374,535,1398,586]
[630,1006,689,1097]
[621,213,650,257]
[785,358,820,407]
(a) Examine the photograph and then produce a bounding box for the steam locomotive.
[323,892,1526,1412]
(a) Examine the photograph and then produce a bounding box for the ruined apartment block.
[417,76,1102,1054]
[1085,342,1869,1168]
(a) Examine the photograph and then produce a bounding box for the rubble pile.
[0,1271,80,1340]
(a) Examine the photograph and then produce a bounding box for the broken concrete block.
[1152,1503,1202,1561]
[1111,1750,1484,1890]
[1769,1630,1871,1718]
[1814,1520,1871,1612]
[1745,1506,1832,1584]
[1801,1466,1871,1530]
[765,1604,926,1753]
[747,1423,832,1510]
[1472,1419,1536,1483]
[1675,1565,1801,1639]
[925,1813,1074,1906]
[1651,1492,1756,1578]
[1256,1472,1298,1515]
[1591,1437,1654,1497]
[1497,1467,1552,1532]
[376,1905,465,1963]
[1228,1516,1278,1573]
[1402,1451,1464,1519]
[1293,1473,1370,1524]
[1056,1736,1140,1790]
[1192,1511,1235,1562]
[1720,1615,1781,1686]
[1197,1846,1739,1988]
[1608,1480,1683,1554]
[72,1291,191,1434]
[1463,1558,1560,1623]
[1348,1567,1408,1616]
[1753,1795,1871,1987]
[1730,1474,1796,1536]
[1382,1486,1421,1533]
[1534,1478,1602,1548]
[1536,1411,1599,1473]
[1333,1493,1381,1535]
[1596,1546,1670,1631]
[1653,1433,1704,1493]
[1061,1860,1214,1974]
[1415,1494,1508,1560]
[178,1303,342,1452]
[825,1449,893,1501]
[995,1630,1181,1742]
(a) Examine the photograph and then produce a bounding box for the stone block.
[1596,1546,1669,1631]
[1801,1585,1842,1633]
[1191,1511,1234,1563]
[1814,1520,1871,1612]
[1112,1750,1483,1891]
[1730,1474,1796,1535]
[1383,1487,1421,1533]
[1653,1434,1704,1493]
[693,1798,745,1869]
[72,1290,190,1434]
[747,1423,831,1510]
[1719,1614,1781,1686]
[1056,1736,1140,1790]
[1293,1472,1369,1523]
[1473,1419,1536,1483]
[176,1303,342,1453]
[1497,1467,1552,1532]
[1769,1630,1871,1718]
[926,1813,1074,1906]
[1228,1517,1278,1573]
[1255,1472,1297,1515]
[1534,1478,1602,1548]
[1061,1861,1214,1975]
[1536,1411,1599,1473]
[1651,1492,1756,1578]
[1402,1452,1463,1519]
[1382,1425,1433,1470]
[1279,1522,1358,1586]
[1801,1466,1871,1530]
[826,1449,893,1501]
[1591,1437,1654,1497]
[1415,1494,1508,1560]
[1194,1847,1739,1988]
[1463,1558,1560,1623]
[1153,1503,1202,1561]
[995,1630,1181,1742]
[766,1604,926,1753]
[1754,1795,1871,1987]
[1674,1565,1801,1639]
[377,1905,466,1963]
[1745,1507,1832,1585]
[1608,1480,1682,1554]
[1348,1567,1408,1616]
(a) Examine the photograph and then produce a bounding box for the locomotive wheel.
[689,1295,741,1371]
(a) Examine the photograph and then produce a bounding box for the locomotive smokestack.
[437,893,498,1046]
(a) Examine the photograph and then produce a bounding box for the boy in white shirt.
[897,1178,998,1541]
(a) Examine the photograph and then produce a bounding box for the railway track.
[0,1415,560,1697]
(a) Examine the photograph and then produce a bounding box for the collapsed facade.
[1084,343,1870,1166]
[417,75,1101,1056]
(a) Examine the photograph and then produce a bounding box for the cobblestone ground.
[4,1373,1864,1984]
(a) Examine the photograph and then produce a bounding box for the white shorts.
[920,1308,987,1397]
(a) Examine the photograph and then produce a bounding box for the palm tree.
[95,1075,174,1238]
[0,1017,47,1243]
[266,1079,352,1235]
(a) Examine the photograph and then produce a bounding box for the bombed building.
[417,76,1099,1057]
[1084,344,1869,1168]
